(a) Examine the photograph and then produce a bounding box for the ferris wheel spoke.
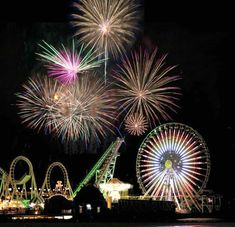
[149,171,169,197]
[141,169,161,177]
[159,183,167,200]
[173,175,192,210]
[171,178,181,209]
[183,155,207,163]
[142,168,164,185]
[172,128,180,151]
[160,130,169,152]
[140,163,160,169]
[177,173,199,198]
[177,175,201,211]
[182,168,205,178]
[143,147,162,160]
[141,168,160,179]
[152,177,167,198]
[146,142,159,157]
[181,143,202,159]
[142,166,162,181]
[172,174,182,199]
[155,133,167,153]
[180,170,203,187]
[174,130,187,154]
[144,169,167,193]
[149,139,165,156]
[141,153,159,162]
[164,129,170,151]
[171,128,176,151]
[178,140,197,157]
[177,135,194,156]
[167,127,172,151]
[181,149,204,160]
[182,168,205,180]
[140,162,158,171]
[183,161,205,165]
[182,183,201,210]
[182,165,208,171]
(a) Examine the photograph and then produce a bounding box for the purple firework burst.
[48,49,80,84]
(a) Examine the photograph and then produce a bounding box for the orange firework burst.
[114,47,181,127]
[124,112,148,136]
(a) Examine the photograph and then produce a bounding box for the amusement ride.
[0,130,220,215]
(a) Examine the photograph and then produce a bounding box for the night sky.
[0,1,235,198]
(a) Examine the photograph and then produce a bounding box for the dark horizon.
[0,1,235,200]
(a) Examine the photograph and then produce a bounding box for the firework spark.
[16,75,66,133]
[124,112,148,136]
[16,73,117,143]
[71,0,141,59]
[114,47,181,127]
[37,40,104,84]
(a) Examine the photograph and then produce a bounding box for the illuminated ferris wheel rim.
[136,122,211,196]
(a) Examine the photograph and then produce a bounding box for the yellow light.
[165,159,172,169]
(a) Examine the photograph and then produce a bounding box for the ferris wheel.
[136,123,210,212]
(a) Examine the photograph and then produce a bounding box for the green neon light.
[72,138,123,198]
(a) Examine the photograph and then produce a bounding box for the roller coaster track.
[40,162,73,200]
[72,137,124,198]
[0,167,7,198]
[6,156,43,203]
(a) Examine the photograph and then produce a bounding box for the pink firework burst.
[48,49,80,84]
[37,40,104,84]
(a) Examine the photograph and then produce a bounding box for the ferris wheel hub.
[165,160,172,169]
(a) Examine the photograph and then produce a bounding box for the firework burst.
[51,73,117,142]
[124,112,148,136]
[71,0,140,58]
[16,73,117,143]
[16,75,66,133]
[37,40,104,84]
[114,47,181,127]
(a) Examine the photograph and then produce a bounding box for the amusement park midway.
[0,0,235,225]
